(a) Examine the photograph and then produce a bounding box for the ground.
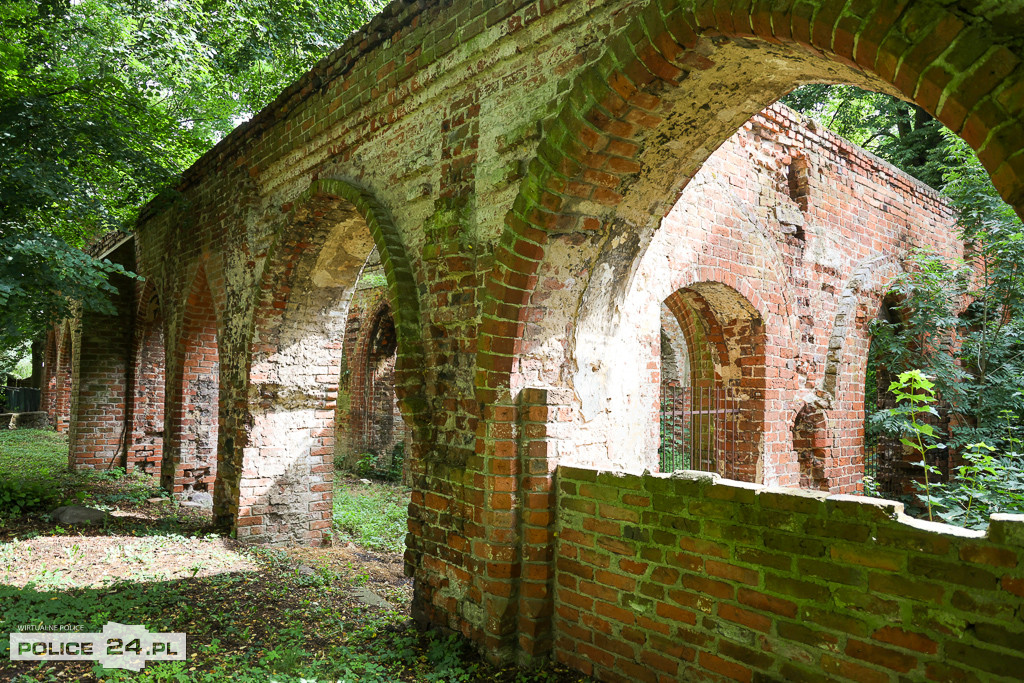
[0,430,588,682]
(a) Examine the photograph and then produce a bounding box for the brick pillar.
[127,303,165,478]
[516,387,558,664]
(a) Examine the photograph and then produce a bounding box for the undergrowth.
[0,429,164,520]
[332,481,409,554]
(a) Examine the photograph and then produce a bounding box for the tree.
[0,0,382,374]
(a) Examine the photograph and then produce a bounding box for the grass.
[0,429,590,682]
[332,479,410,554]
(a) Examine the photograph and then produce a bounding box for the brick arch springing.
[477,1,1024,410]
[164,261,221,503]
[127,282,166,478]
[236,178,424,546]
[814,255,907,491]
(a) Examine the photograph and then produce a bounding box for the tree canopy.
[0,0,382,372]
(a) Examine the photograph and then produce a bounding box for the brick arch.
[236,178,424,546]
[477,0,1024,409]
[663,281,767,481]
[164,261,221,505]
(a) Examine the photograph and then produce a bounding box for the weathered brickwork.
[127,283,166,477]
[336,257,406,471]
[556,466,1024,683]
[37,0,1024,679]
[556,104,959,491]
[67,242,135,470]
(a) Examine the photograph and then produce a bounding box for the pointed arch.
[477,0,1024,409]
[229,178,424,546]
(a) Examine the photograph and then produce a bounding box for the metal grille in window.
[659,383,739,473]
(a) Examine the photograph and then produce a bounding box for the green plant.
[0,478,57,517]
[356,452,377,477]
[387,442,405,481]
[333,481,410,553]
[887,370,944,521]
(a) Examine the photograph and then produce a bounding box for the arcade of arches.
[39,1,1024,680]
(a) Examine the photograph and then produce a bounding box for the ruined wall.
[558,104,959,491]
[555,466,1024,682]
[41,0,1024,676]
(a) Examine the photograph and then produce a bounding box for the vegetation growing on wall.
[788,85,1024,526]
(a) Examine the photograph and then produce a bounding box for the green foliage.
[332,480,409,553]
[1,0,383,354]
[355,442,405,482]
[854,121,1024,526]
[0,479,57,517]
[0,428,69,514]
[0,428,165,519]
[358,271,388,289]
[921,435,1024,529]
[885,370,944,521]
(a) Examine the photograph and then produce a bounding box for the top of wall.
[754,103,947,210]
[128,0,953,227]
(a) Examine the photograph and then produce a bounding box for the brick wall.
[38,0,1024,673]
[555,466,1024,682]
[557,105,959,491]
[68,243,135,470]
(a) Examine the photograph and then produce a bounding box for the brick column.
[516,387,558,664]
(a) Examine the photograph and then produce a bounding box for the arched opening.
[165,264,220,505]
[660,283,765,480]
[128,286,166,478]
[241,179,421,546]
[340,274,406,475]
